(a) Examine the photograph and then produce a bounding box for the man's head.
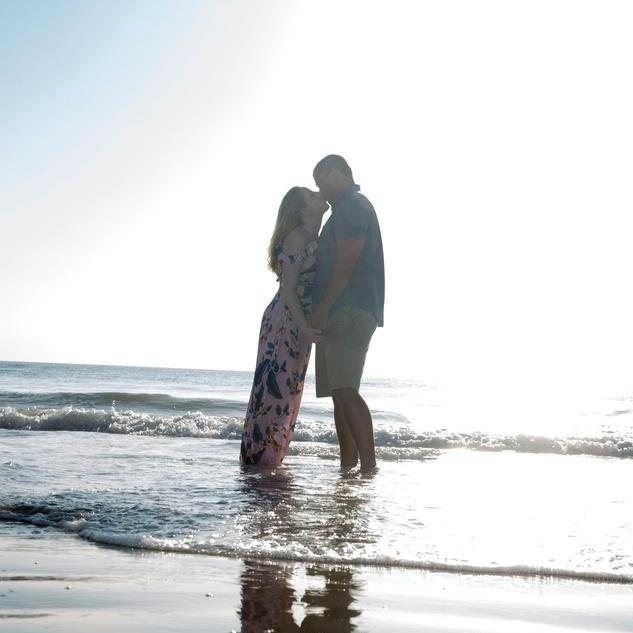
[313,154,355,202]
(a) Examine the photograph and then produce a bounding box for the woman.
[240,187,328,466]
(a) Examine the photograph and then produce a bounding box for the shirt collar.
[331,183,360,207]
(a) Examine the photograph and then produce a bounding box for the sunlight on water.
[2,430,632,582]
[1,362,633,584]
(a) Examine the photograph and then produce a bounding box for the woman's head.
[267,187,327,273]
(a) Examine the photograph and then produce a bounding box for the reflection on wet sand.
[239,561,299,633]
[239,560,360,633]
[300,566,361,632]
[237,469,375,632]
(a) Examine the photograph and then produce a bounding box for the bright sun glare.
[1,1,632,403]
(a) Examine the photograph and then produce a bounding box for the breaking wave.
[1,404,633,459]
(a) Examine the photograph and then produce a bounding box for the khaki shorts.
[315,306,377,398]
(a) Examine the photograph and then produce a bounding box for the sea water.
[1,361,632,583]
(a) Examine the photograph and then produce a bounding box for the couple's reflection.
[239,561,360,633]
[239,560,299,633]
[237,468,372,632]
[299,565,361,632]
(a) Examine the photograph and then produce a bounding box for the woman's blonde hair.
[267,186,307,274]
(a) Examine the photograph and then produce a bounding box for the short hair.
[313,154,354,181]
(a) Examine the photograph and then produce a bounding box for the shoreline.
[2,524,633,633]
[4,514,632,587]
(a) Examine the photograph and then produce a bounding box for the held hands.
[301,304,329,344]
[309,305,329,333]
[300,325,322,344]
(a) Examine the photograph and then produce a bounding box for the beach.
[2,361,633,631]
[3,526,633,632]
[4,0,633,627]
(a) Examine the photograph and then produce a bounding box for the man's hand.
[300,325,322,344]
[309,304,329,333]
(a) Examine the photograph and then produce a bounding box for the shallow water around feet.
[2,429,632,583]
[1,361,633,584]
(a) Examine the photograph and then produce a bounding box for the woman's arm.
[279,230,321,343]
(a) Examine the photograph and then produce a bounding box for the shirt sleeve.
[333,198,370,241]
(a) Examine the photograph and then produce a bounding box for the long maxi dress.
[239,241,317,466]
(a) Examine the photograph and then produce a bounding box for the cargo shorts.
[315,305,377,398]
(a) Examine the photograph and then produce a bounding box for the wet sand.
[1,524,632,633]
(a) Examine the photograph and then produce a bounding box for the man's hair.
[313,154,354,181]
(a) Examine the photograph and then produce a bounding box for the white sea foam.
[3,508,632,585]
[78,531,633,585]
[3,362,633,590]
[3,426,633,589]
[2,405,633,459]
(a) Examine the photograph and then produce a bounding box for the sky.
[2,0,633,401]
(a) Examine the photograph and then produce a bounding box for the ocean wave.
[1,505,631,585]
[0,405,242,437]
[0,390,246,415]
[0,390,397,421]
[2,405,633,459]
[51,533,633,585]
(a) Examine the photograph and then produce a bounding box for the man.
[309,155,385,471]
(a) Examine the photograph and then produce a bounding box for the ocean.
[1,360,632,584]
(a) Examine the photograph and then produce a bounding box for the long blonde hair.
[267,186,307,274]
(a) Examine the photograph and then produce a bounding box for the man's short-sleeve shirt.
[312,184,385,326]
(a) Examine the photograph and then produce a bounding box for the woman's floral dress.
[240,241,317,466]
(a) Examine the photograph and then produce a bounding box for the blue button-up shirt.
[312,184,385,326]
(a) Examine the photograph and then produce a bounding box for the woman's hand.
[300,325,322,344]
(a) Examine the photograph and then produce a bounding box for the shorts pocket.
[349,307,378,335]
[326,307,354,336]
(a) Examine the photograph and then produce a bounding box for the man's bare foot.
[360,464,378,477]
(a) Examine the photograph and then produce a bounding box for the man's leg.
[332,397,359,468]
[332,387,376,471]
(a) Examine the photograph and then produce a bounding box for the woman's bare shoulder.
[282,227,308,256]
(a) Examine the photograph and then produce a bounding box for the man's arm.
[310,238,364,330]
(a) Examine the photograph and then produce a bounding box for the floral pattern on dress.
[239,241,317,466]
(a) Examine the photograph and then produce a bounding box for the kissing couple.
[239,155,385,473]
